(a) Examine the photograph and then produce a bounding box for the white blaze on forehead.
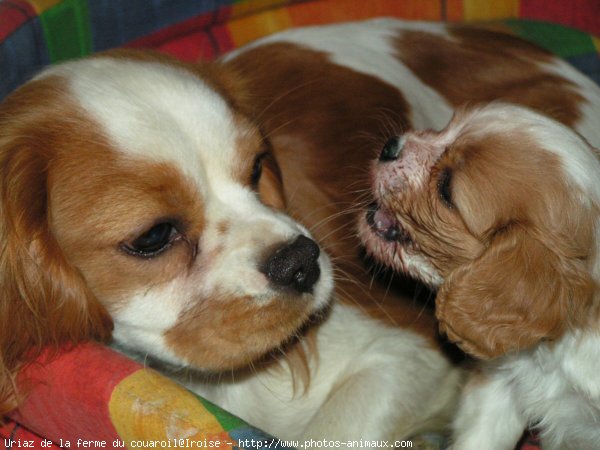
[41,57,241,191]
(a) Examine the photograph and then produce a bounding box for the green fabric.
[197,395,248,430]
[40,0,92,63]
[506,19,597,58]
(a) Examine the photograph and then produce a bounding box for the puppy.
[359,103,600,449]
[0,54,458,443]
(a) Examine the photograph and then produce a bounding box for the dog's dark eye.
[250,153,266,186]
[123,222,176,257]
[438,169,453,208]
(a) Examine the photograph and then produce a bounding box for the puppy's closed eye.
[256,151,286,210]
[250,152,267,187]
[122,222,180,258]
[437,168,453,208]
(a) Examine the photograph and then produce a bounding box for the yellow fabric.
[229,8,294,47]
[462,0,520,20]
[109,369,234,449]
[27,0,63,14]
[231,0,291,17]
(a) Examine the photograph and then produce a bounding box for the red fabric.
[0,0,36,41]
[125,7,233,60]
[154,30,219,62]
[521,0,600,36]
[10,343,141,446]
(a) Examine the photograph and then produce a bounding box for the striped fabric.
[1,0,599,99]
[0,343,294,450]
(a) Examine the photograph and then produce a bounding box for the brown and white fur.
[226,19,600,444]
[359,102,600,448]
[2,18,600,443]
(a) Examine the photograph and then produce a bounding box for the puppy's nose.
[261,235,321,293]
[379,135,404,161]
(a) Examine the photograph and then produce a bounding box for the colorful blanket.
[0,343,293,450]
[1,1,600,449]
[1,0,599,100]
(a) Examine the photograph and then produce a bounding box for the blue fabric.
[0,16,48,99]
[87,0,232,51]
[567,53,600,86]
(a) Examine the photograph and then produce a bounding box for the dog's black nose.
[379,135,404,161]
[261,235,321,293]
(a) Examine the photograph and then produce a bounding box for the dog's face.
[0,54,333,375]
[359,103,600,359]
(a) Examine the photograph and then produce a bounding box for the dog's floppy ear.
[0,122,112,414]
[435,224,594,359]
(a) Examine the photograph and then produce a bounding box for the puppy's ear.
[436,225,594,359]
[0,141,112,414]
[258,151,286,210]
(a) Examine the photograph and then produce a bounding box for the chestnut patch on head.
[432,131,597,357]
[47,126,204,305]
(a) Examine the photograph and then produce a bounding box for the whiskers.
[237,78,323,143]
[331,265,403,328]
[352,106,410,154]
[305,189,372,238]
[329,248,437,331]
[311,206,365,245]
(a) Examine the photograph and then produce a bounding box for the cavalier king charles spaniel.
[0,44,459,444]
[360,103,600,449]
